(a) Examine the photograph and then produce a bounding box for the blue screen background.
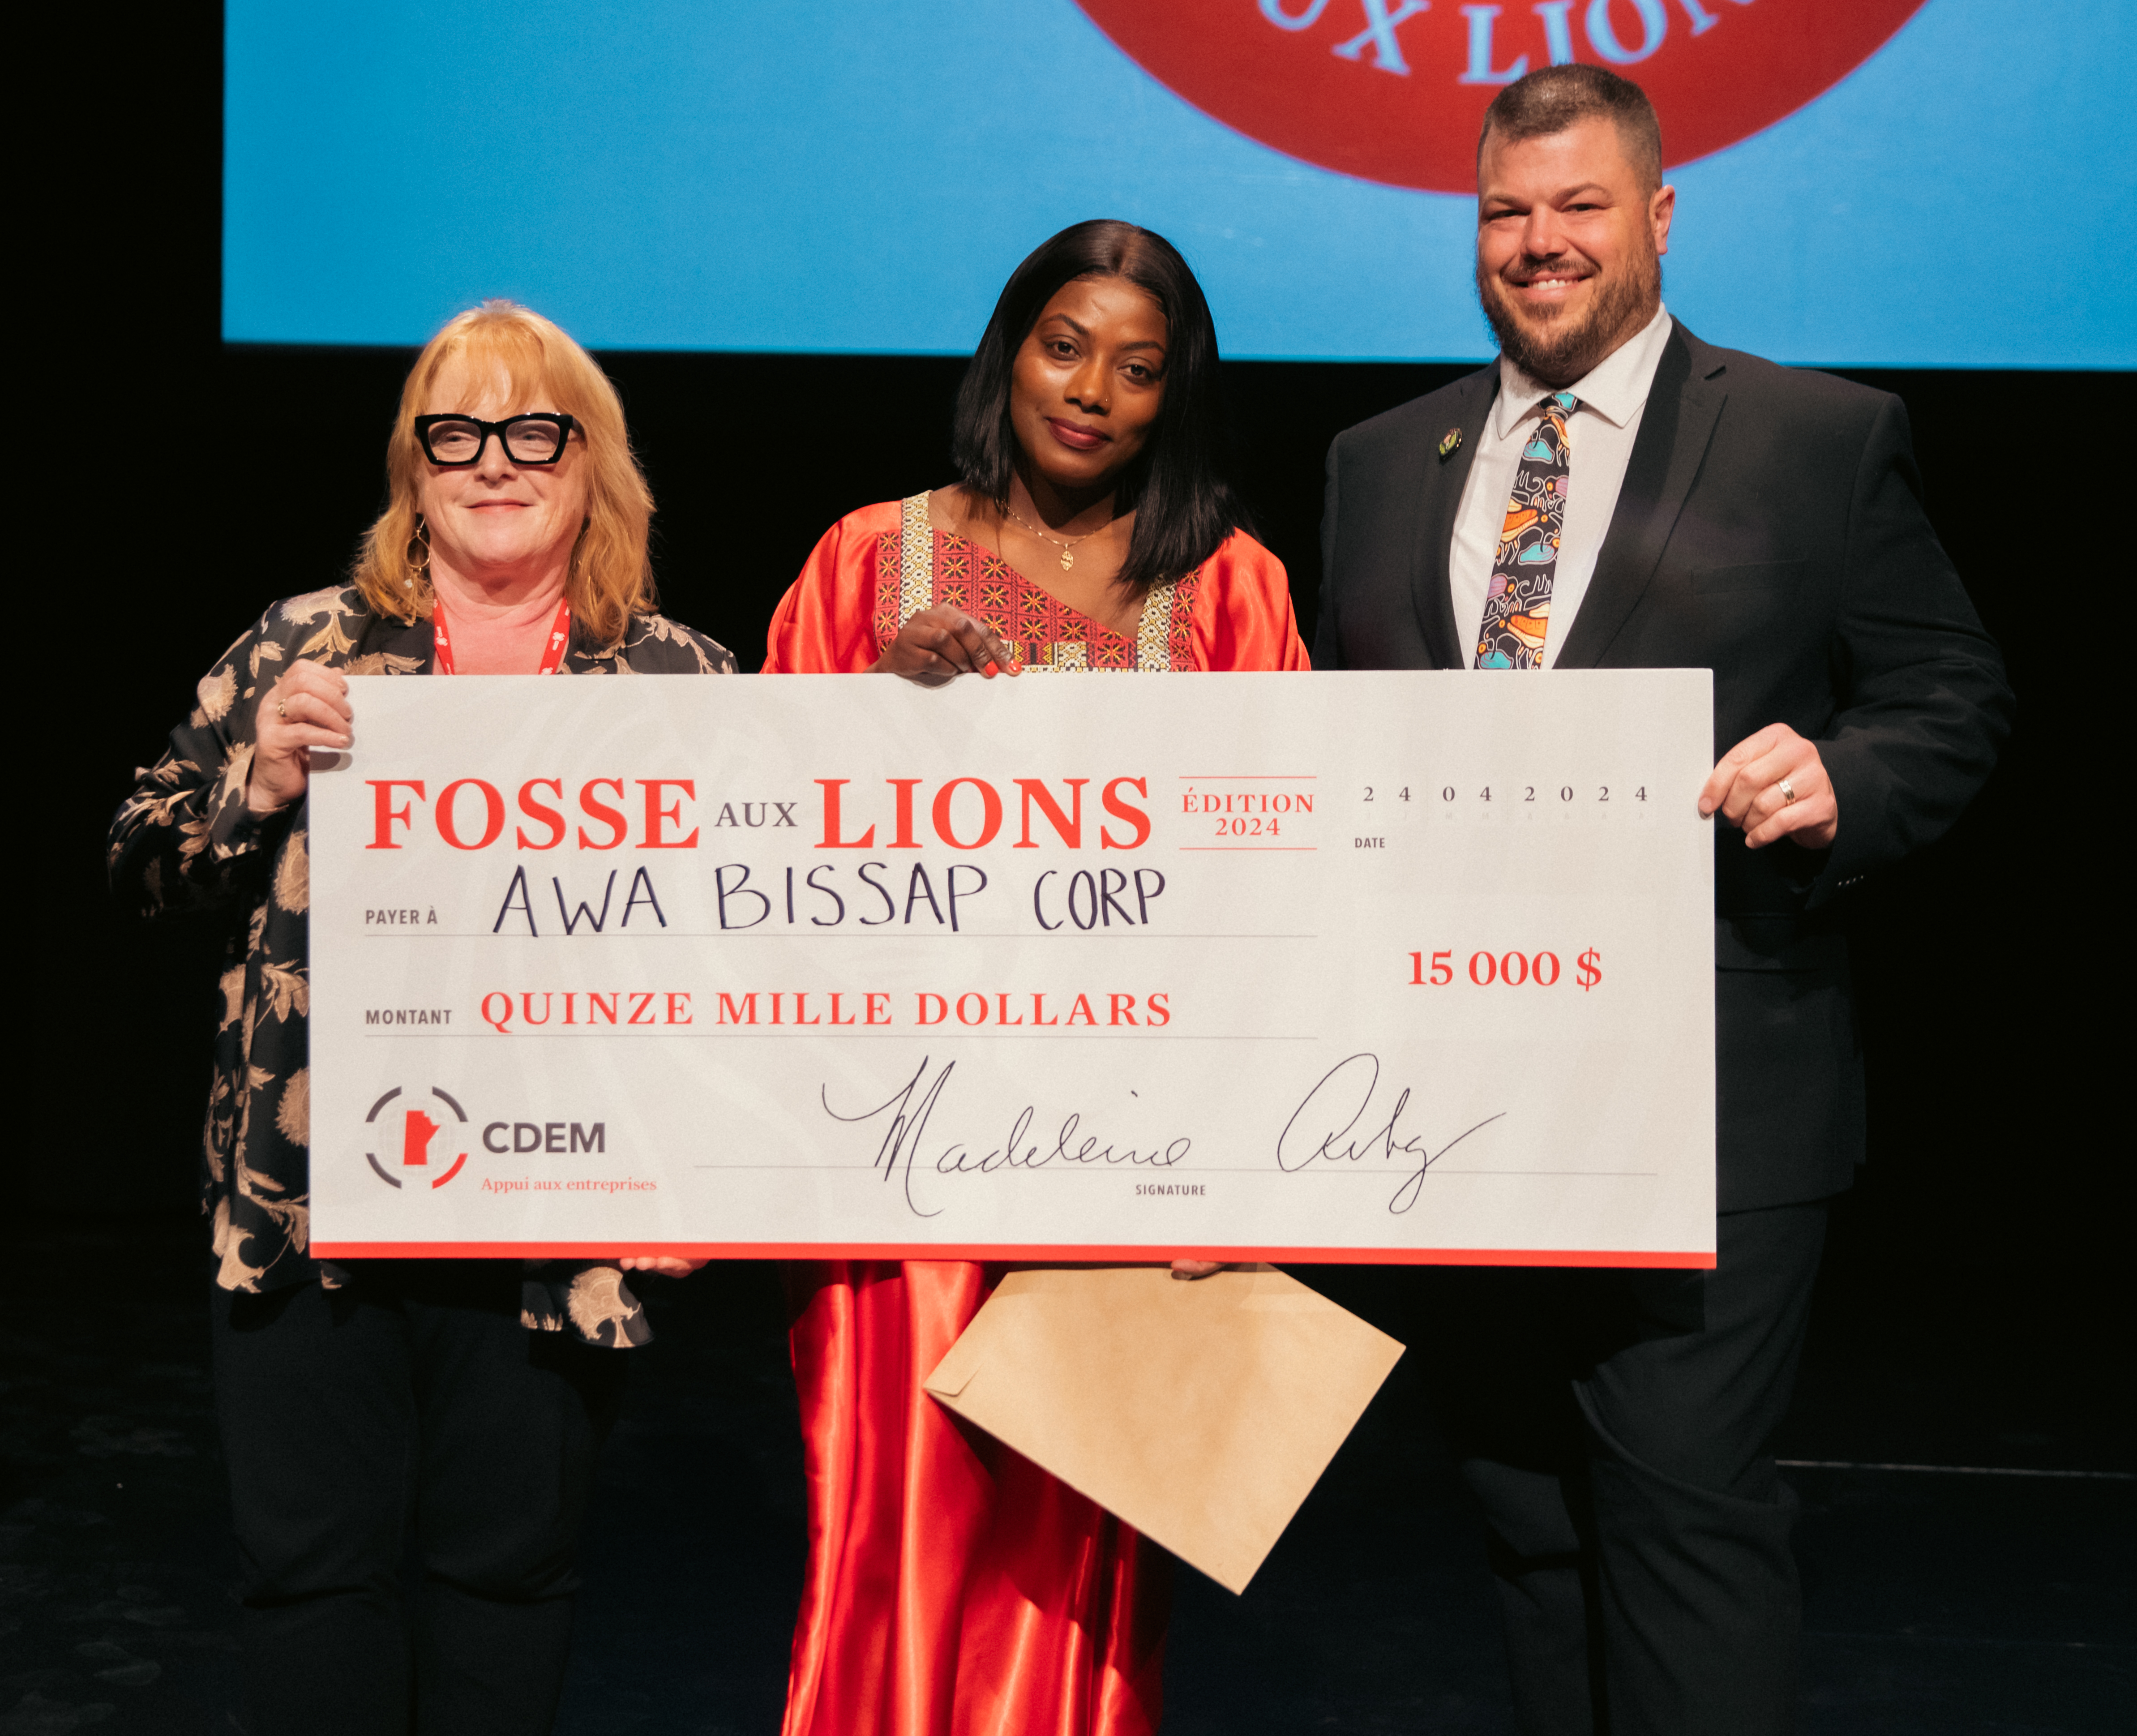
[224,0,2131,367]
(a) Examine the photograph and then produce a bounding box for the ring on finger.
[276,699,288,720]
[1778,776,1798,805]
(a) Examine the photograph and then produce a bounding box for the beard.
[1477,240,1661,388]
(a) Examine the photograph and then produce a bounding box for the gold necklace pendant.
[1002,498,1104,572]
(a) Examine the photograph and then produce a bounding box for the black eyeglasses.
[413,412,576,466]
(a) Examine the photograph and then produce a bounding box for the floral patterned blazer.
[108,585,735,1346]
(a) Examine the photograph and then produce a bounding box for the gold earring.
[403,515,432,590]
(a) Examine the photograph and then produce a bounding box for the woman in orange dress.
[763,220,1309,1736]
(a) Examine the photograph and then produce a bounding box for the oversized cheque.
[309,671,1716,1265]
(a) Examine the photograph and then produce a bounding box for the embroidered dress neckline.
[927,508,1153,653]
[914,487,1154,650]
[914,491,1194,674]
[880,493,1196,673]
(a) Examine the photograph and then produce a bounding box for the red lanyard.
[430,596,573,676]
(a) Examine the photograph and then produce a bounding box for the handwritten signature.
[1277,1053,1505,1213]
[822,1056,1191,1218]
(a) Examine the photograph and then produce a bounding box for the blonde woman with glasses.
[109,301,731,1736]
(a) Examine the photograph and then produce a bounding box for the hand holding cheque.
[247,661,355,814]
[872,604,1024,685]
[1700,720,1840,851]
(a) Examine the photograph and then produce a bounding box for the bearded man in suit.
[1313,64,2011,1736]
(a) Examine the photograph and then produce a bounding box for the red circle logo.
[1073,0,1926,193]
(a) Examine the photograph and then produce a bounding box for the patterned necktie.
[1475,390,1578,670]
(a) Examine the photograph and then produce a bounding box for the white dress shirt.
[1450,302,1674,669]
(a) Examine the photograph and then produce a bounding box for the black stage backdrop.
[33,4,2123,1471]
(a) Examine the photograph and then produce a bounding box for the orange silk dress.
[764,493,1310,1736]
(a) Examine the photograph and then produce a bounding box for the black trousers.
[210,1263,627,1736]
[1422,1201,1829,1736]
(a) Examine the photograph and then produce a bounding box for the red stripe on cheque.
[313,1243,1717,1269]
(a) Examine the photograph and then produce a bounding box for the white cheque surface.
[310,671,1715,1265]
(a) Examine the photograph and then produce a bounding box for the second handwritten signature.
[1277,1052,1505,1213]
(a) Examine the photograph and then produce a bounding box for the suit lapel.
[1555,325,1726,669]
[1409,364,1499,670]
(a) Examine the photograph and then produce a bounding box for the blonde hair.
[353,300,655,648]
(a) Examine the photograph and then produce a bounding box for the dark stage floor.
[2,1219,2128,1736]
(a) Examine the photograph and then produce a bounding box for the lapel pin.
[1437,427,1463,460]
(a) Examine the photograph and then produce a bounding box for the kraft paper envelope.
[924,1265,1403,1594]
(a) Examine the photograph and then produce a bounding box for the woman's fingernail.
[984,662,999,677]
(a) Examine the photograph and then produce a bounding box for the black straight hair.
[951,219,1249,591]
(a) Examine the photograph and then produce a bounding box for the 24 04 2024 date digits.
[1408,948,1604,991]
[1364,783,1652,805]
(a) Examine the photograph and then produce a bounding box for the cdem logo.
[364,1086,472,1190]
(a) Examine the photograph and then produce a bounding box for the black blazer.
[1314,323,2012,1209]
